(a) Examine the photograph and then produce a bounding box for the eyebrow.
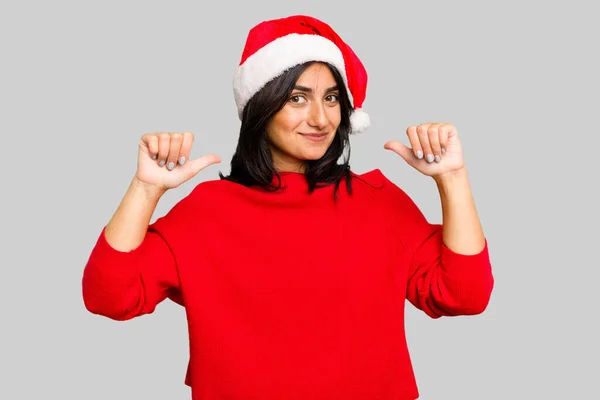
[293,85,339,93]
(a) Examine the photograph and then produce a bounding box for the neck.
[274,162,306,174]
[270,147,307,174]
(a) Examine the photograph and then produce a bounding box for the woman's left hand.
[384,122,465,178]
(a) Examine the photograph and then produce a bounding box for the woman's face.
[266,62,341,173]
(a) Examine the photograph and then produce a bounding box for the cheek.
[327,107,341,128]
[271,110,304,136]
[267,113,299,145]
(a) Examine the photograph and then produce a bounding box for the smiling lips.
[300,133,328,142]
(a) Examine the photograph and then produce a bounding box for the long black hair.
[218,61,355,201]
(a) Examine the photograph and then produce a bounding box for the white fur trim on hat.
[233,33,355,119]
[350,108,370,134]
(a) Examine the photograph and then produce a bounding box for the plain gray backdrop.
[1,0,598,399]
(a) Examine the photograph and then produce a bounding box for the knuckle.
[171,132,183,141]
[158,145,169,155]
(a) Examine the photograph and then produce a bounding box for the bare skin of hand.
[135,131,222,194]
[104,131,221,251]
[383,122,465,181]
[384,122,485,255]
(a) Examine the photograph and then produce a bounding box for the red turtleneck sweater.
[82,168,494,400]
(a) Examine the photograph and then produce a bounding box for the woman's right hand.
[134,132,221,192]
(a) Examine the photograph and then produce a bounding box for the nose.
[306,101,328,130]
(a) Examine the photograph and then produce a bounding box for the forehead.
[296,63,336,87]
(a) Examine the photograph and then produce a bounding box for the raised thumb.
[186,154,222,178]
[383,140,413,163]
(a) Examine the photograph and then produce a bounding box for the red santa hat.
[233,15,370,134]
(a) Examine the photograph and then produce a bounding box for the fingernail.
[426,154,434,163]
[152,155,157,160]
[441,148,446,154]
[159,160,166,167]
[434,155,441,163]
[416,150,423,159]
[179,156,186,165]
[167,161,175,171]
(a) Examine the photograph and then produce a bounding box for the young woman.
[82,15,494,400]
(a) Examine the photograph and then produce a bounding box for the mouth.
[299,132,328,142]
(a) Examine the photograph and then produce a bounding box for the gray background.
[1,0,598,398]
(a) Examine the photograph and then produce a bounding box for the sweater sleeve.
[82,192,194,321]
[405,223,494,318]
[382,174,494,319]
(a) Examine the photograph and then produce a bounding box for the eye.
[289,94,306,104]
[325,94,339,102]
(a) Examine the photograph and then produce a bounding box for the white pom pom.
[350,108,370,134]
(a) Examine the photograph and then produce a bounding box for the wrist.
[433,167,468,187]
[131,176,167,199]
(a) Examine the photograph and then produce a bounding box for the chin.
[297,147,329,160]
